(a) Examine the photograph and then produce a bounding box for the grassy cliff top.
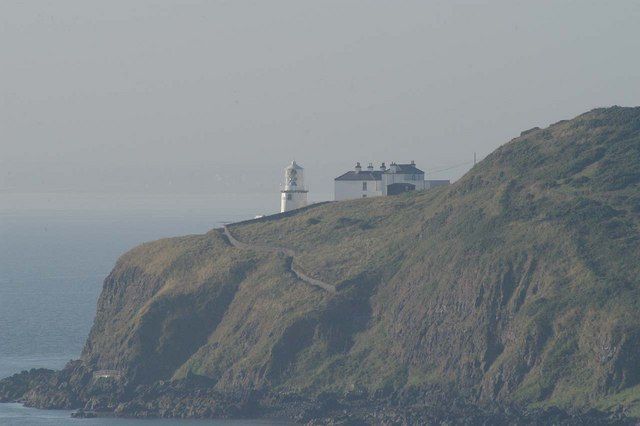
[82,106,640,414]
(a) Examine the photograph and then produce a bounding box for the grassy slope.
[82,106,640,412]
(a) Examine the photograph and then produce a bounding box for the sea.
[0,193,323,425]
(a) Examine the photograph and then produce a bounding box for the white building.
[334,161,449,201]
[280,161,308,212]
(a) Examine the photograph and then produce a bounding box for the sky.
[2,0,640,197]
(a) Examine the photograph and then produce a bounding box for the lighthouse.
[280,161,308,213]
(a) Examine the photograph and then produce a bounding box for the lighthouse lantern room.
[280,161,308,213]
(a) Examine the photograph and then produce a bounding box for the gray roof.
[286,160,303,170]
[334,170,383,181]
[386,163,424,174]
[335,163,424,181]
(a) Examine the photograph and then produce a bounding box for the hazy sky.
[2,0,640,196]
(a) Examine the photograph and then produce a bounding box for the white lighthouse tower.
[280,161,308,213]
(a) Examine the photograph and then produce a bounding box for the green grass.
[81,107,640,414]
[596,384,640,417]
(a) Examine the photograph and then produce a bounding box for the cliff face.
[79,107,640,412]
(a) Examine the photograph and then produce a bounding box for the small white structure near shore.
[92,369,123,380]
[334,161,449,201]
[280,161,308,212]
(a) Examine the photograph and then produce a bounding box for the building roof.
[335,162,425,181]
[334,170,383,181]
[286,160,303,170]
[386,163,424,174]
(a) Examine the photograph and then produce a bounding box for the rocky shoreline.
[1,363,636,425]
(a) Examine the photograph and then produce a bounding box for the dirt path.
[223,225,336,294]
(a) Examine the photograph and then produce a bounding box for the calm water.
[0,193,307,425]
[0,403,283,426]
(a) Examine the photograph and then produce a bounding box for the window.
[362,182,367,191]
[362,194,367,198]
[286,193,292,200]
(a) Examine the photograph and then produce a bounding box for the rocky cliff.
[2,107,640,422]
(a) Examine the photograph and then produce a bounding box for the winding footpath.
[223,225,337,294]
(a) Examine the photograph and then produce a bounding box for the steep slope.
[56,106,640,414]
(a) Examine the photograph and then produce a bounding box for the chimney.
[411,160,415,165]
[380,162,387,171]
[355,162,362,173]
[390,162,398,173]
[367,163,374,171]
